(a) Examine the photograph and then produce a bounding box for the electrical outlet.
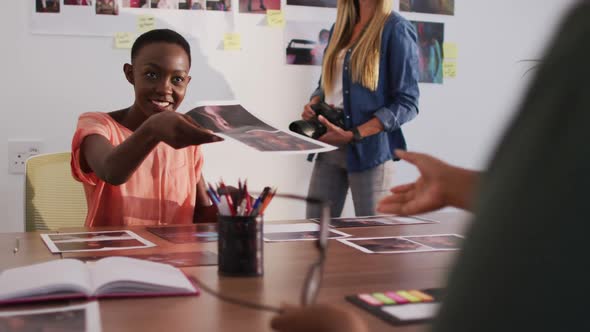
[8,140,43,174]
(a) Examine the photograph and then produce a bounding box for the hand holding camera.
[290,102,348,143]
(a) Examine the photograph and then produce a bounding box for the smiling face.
[124,42,191,119]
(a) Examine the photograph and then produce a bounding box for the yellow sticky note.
[266,10,285,28]
[137,14,156,33]
[223,33,241,51]
[114,32,136,49]
[443,42,458,59]
[443,60,457,78]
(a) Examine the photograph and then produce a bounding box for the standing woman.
[303,0,420,218]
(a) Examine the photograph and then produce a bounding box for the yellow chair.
[25,152,87,231]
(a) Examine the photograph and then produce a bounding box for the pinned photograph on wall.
[122,0,150,7]
[186,101,336,153]
[96,0,119,14]
[150,0,180,9]
[41,230,156,253]
[65,0,93,6]
[286,0,336,8]
[339,234,464,254]
[0,302,101,332]
[285,21,331,66]
[411,21,444,84]
[400,0,455,16]
[239,0,279,13]
[206,0,231,11]
[310,215,438,228]
[36,0,61,13]
[179,0,206,9]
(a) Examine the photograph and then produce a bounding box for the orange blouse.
[71,112,203,227]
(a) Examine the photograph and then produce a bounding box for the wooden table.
[0,211,471,332]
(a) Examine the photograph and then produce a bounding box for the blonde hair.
[321,0,392,93]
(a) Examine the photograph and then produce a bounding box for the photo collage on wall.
[33,0,456,80]
[401,0,455,84]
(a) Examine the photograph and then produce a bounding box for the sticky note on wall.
[443,60,457,78]
[223,33,241,51]
[137,14,156,33]
[114,32,136,49]
[443,42,458,59]
[266,10,285,28]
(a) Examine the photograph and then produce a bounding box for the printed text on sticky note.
[138,14,156,33]
[224,33,241,51]
[115,32,136,49]
[443,42,458,59]
[443,61,457,78]
[267,10,285,28]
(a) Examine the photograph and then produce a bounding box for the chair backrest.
[25,152,87,231]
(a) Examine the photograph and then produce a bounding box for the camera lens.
[289,120,319,138]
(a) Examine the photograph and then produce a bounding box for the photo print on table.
[339,234,464,254]
[263,223,350,242]
[146,224,219,243]
[41,230,155,253]
[0,302,100,332]
[311,215,438,228]
[76,251,218,267]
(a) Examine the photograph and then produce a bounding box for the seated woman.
[71,29,222,227]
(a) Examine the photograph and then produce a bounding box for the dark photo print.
[0,309,85,332]
[400,0,455,16]
[36,0,61,13]
[228,130,323,152]
[404,234,463,250]
[411,21,444,84]
[54,239,147,251]
[286,0,336,8]
[187,104,276,133]
[351,237,429,253]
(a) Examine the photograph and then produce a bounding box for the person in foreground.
[271,1,590,331]
[303,0,420,219]
[71,29,222,227]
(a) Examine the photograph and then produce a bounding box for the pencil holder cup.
[218,215,263,277]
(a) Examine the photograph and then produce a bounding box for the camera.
[289,102,345,139]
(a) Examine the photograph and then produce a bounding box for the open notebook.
[0,257,198,305]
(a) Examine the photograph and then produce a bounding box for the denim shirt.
[311,12,420,172]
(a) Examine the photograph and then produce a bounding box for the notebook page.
[0,259,92,301]
[90,257,196,295]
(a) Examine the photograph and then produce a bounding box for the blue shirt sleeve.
[374,20,420,132]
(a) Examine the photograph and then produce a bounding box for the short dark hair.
[131,29,191,66]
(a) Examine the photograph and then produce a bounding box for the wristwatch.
[351,127,362,143]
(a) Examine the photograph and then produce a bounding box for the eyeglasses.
[195,193,330,313]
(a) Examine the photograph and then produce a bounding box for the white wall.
[0,0,577,232]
